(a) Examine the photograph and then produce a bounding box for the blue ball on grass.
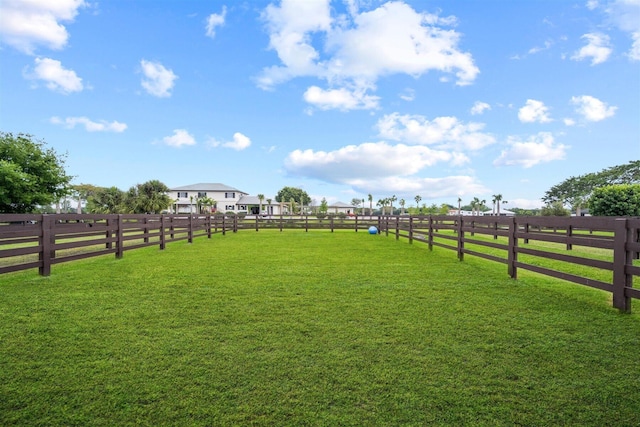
[368,226,378,235]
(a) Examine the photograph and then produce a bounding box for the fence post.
[428,216,434,251]
[613,218,631,313]
[188,215,193,243]
[385,216,389,237]
[105,216,113,249]
[116,214,124,259]
[457,216,464,261]
[143,216,149,243]
[39,214,52,276]
[222,215,226,236]
[330,215,334,232]
[409,216,413,244]
[160,215,166,250]
[395,216,400,240]
[207,214,212,238]
[508,217,518,279]
[279,214,283,232]
[355,215,358,232]
[233,215,238,233]
[255,215,259,232]
[305,214,309,233]
[566,224,573,251]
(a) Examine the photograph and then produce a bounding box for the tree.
[399,198,405,215]
[71,183,100,214]
[588,184,640,216]
[197,196,216,214]
[415,195,422,214]
[275,186,311,207]
[543,160,640,213]
[368,193,373,216]
[266,198,272,216]
[0,132,72,213]
[541,201,570,216]
[86,186,125,213]
[257,193,264,215]
[350,198,361,214]
[319,197,328,214]
[124,180,172,213]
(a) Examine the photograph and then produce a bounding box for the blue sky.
[1,0,638,209]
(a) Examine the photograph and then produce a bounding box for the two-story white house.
[168,183,282,215]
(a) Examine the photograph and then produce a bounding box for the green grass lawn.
[1,230,639,426]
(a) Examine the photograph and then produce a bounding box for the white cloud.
[629,31,640,60]
[140,59,177,97]
[26,57,83,94]
[205,6,226,38]
[571,33,612,65]
[507,198,544,210]
[588,0,640,61]
[162,129,196,148]
[570,95,617,121]
[208,132,252,150]
[348,175,488,198]
[258,1,479,109]
[376,113,495,151]
[399,88,415,101]
[0,0,86,54]
[50,116,127,132]
[470,101,491,115]
[284,141,466,183]
[563,118,576,126]
[303,85,380,110]
[518,99,552,123]
[493,132,568,168]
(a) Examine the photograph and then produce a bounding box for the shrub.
[588,184,640,216]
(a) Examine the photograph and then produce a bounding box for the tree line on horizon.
[1,132,638,216]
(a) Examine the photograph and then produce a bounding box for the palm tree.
[389,195,397,215]
[415,195,422,214]
[361,198,365,215]
[494,194,505,216]
[457,196,462,215]
[266,198,272,216]
[257,193,264,215]
[492,195,498,215]
[470,197,479,216]
[368,194,373,216]
[399,199,406,215]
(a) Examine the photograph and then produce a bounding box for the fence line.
[1,213,638,312]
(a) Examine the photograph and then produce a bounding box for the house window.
[177,192,188,198]
[238,205,246,210]
[225,205,235,211]
[225,192,235,198]
[198,192,207,198]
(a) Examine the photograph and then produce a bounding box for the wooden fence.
[1,213,638,312]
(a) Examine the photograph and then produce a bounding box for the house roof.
[170,183,247,193]
[329,201,355,208]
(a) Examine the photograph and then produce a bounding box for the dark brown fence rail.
[1,214,638,312]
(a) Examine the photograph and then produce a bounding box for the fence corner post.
[613,218,632,313]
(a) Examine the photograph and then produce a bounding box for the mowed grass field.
[1,230,639,426]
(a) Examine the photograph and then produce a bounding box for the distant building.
[168,183,282,215]
[328,201,357,215]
